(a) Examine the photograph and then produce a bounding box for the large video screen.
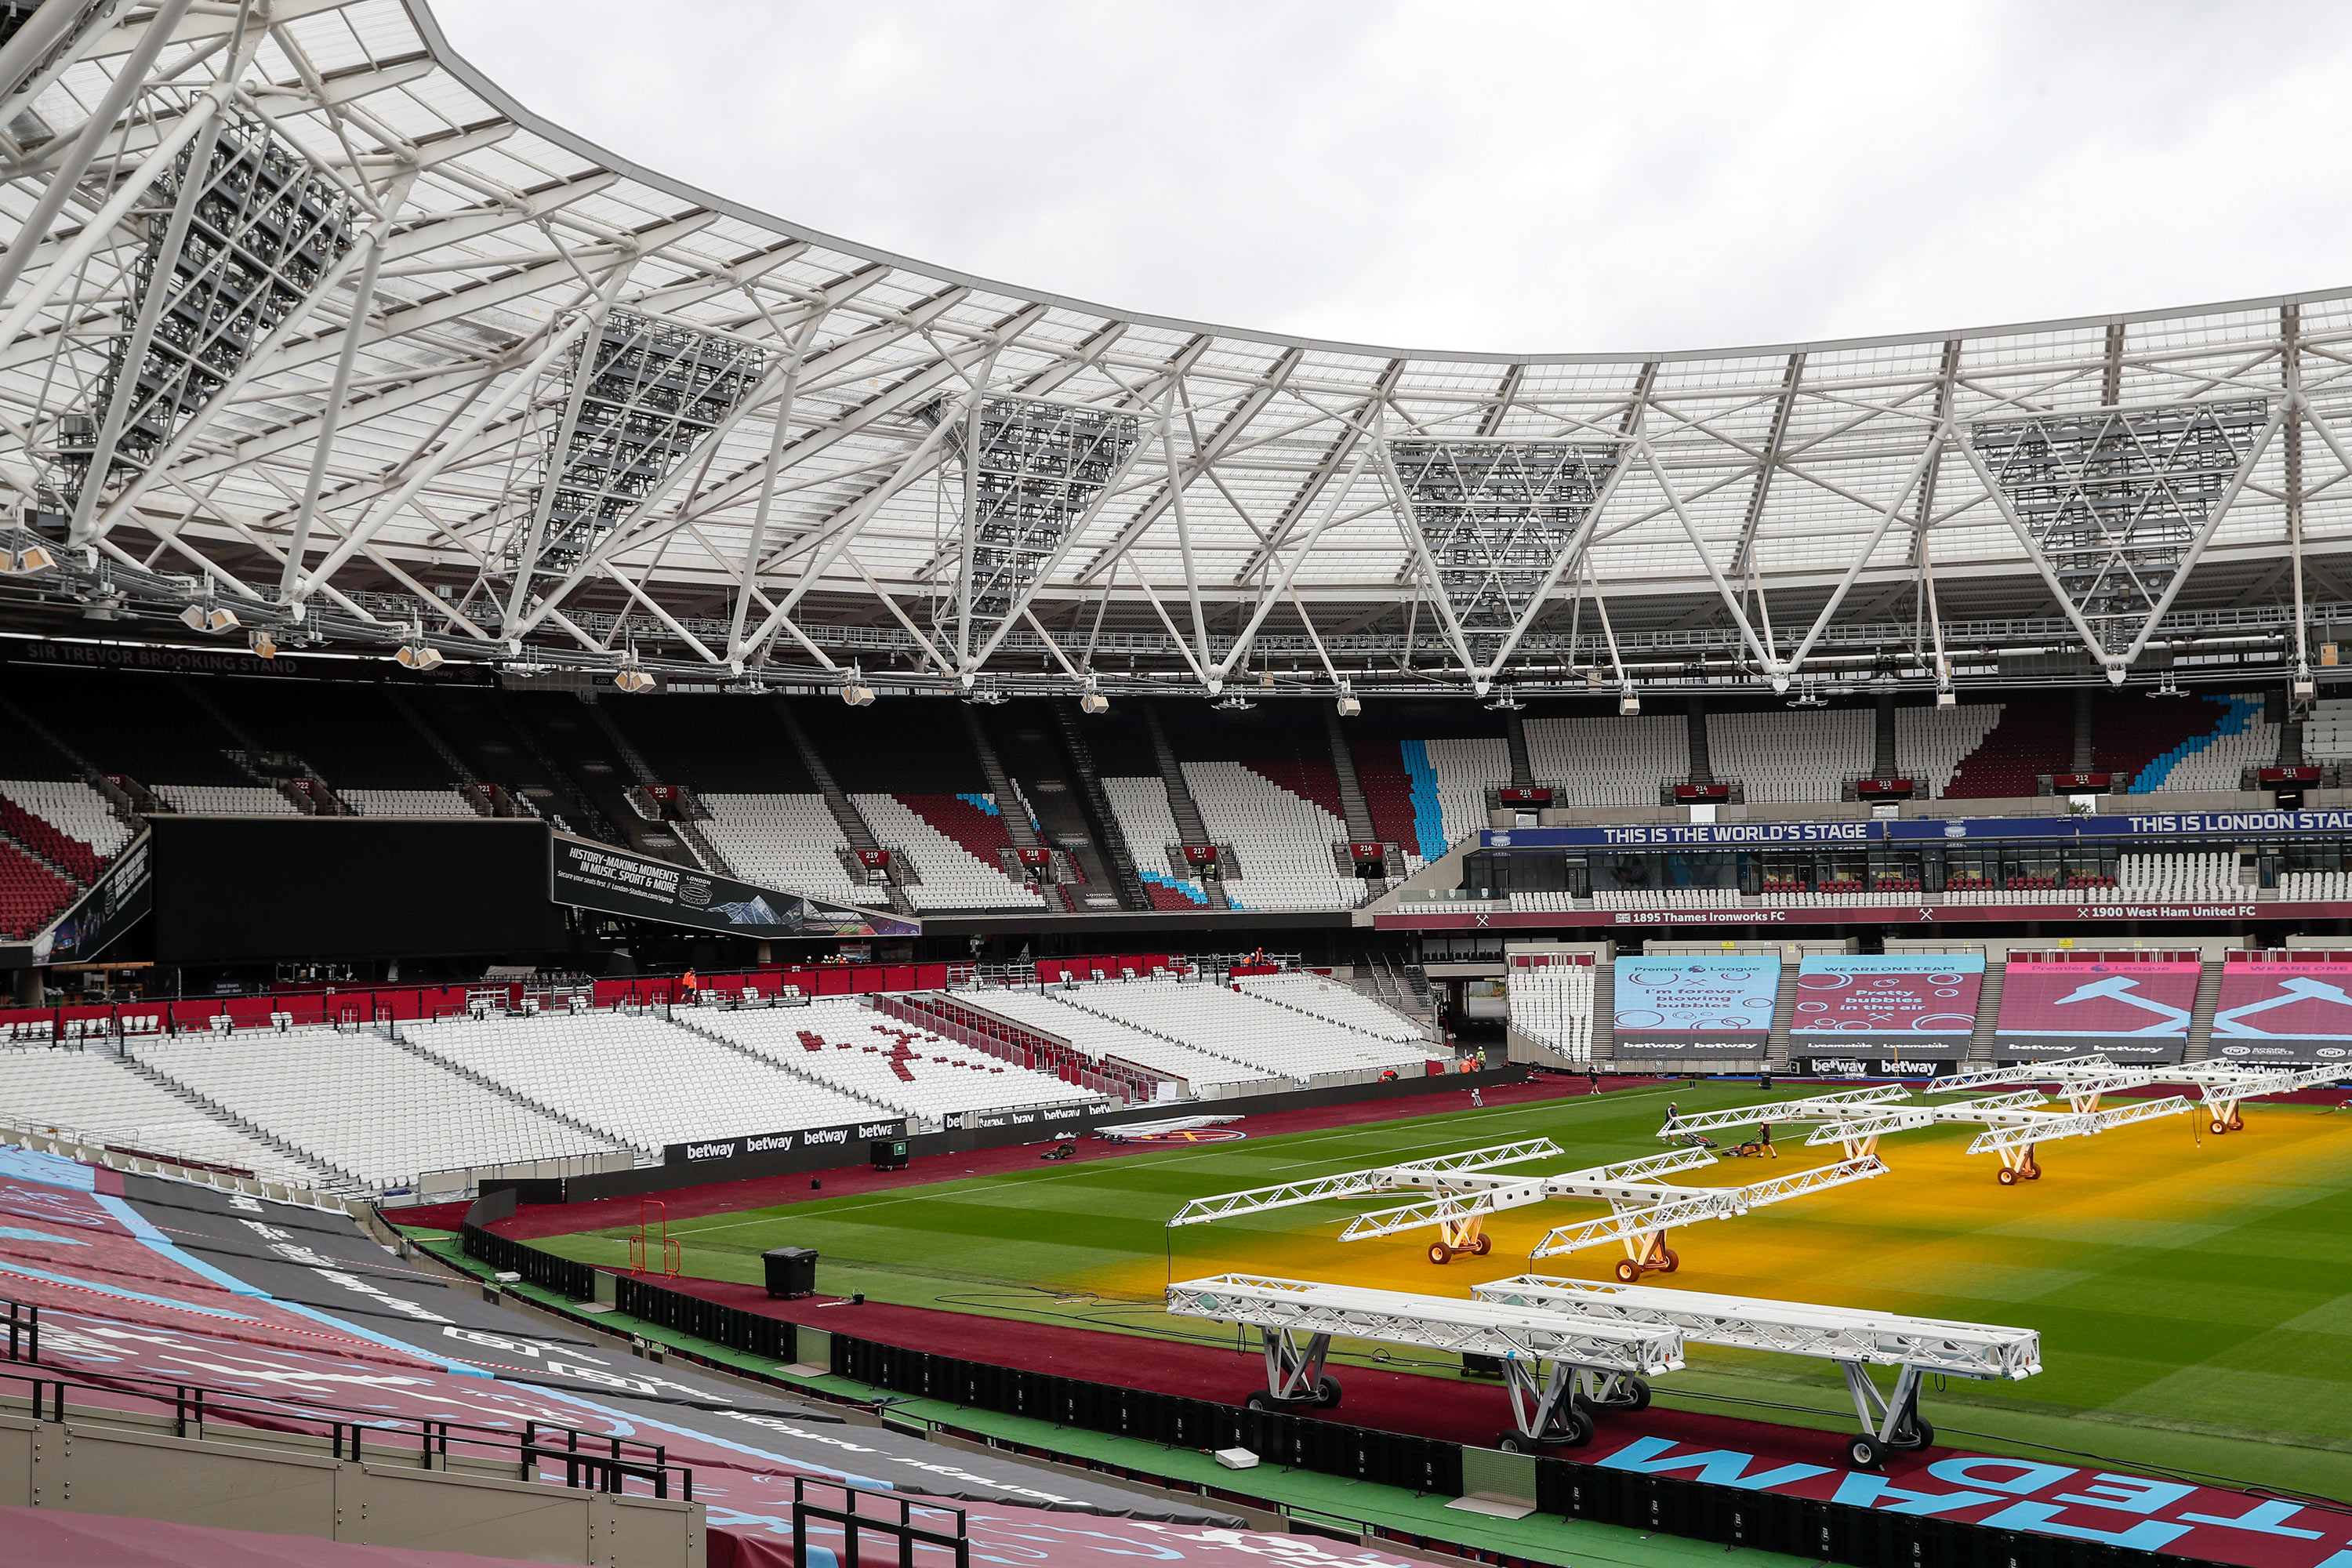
[2209,960,2352,1065]
[1612,953,1780,1059]
[151,817,564,963]
[1992,959,2199,1064]
[1790,953,1984,1071]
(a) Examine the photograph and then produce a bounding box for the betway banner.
[2208,961,2352,1065]
[1790,953,1984,1068]
[665,1116,908,1166]
[1992,960,2199,1064]
[551,831,918,939]
[1612,953,1780,1058]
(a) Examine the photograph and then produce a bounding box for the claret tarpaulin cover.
[1992,960,2200,1064]
[1611,952,1780,1058]
[2209,959,2352,1065]
[1791,953,1984,1071]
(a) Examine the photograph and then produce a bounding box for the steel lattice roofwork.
[2,0,2350,699]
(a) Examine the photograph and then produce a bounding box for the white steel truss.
[2,2,2351,698]
[1165,1272,1682,1448]
[1474,1274,2039,1465]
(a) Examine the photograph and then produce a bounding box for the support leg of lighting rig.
[1994,1143,2042,1185]
[1613,1227,1679,1283]
[1428,1210,1492,1263]
[1498,1359,1595,1450]
[1840,1362,1932,1468]
[1247,1328,1338,1410]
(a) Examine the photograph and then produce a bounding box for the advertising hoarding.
[2207,962,2352,1065]
[551,833,919,939]
[1991,960,2200,1063]
[1611,953,1780,1059]
[1790,953,1984,1070]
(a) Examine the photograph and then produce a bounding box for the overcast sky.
[432,1,2350,356]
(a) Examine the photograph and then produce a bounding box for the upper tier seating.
[130,1027,620,1185]
[1054,978,1437,1083]
[154,783,299,815]
[2137,695,2273,792]
[692,998,1098,1120]
[399,1011,890,1152]
[1100,776,1210,907]
[1710,708,1871,803]
[1,779,131,869]
[343,786,481,818]
[1417,737,1509,844]
[1181,761,1360,912]
[699,793,877,905]
[2280,869,2352,901]
[0,1044,339,1185]
[1235,971,1429,1042]
[0,839,73,938]
[1524,714,1690,807]
[967,984,1272,1091]
[853,792,1043,909]
[1506,963,1595,1063]
[1893,702,2005,797]
[2116,851,2241,901]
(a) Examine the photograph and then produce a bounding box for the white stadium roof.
[1,0,2346,697]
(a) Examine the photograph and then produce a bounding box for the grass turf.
[524,1080,2352,1498]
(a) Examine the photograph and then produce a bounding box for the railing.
[2,1297,34,1363]
[0,1360,690,1500]
[795,1478,967,1568]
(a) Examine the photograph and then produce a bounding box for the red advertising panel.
[2209,960,2352,1065]
[1993,959,2201,1063]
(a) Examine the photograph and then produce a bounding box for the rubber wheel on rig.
[1472,1234,1494,1256]
[1428,1243,1452,1265]
[1848,1435,1886,1469]
[1497,1432,1529,1454]
[1618,1377,1653,1413]
[1245,1391,1272,1413]
[1998,1167,2017,1186]
[1658,1248,1681,1273]
[2228,1111,2245,1131]
[2024,1162,2042,1180]
[2211,1120,2227,1134]
[1615,1258,1642,1283]
[1558,1406,1597,1447]
[1316,1376,1342,1409]
[1897,1417,1934,1451]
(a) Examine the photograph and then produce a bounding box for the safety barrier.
[460,1222,597,1301]
[615,1275,796,1363]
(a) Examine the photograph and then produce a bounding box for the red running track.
[406,1073,1658,1238]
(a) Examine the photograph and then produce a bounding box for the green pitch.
[526,1080,2352,1498]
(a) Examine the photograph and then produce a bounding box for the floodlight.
[1618,694,1641,717]
[0,543,53,574]
[614,667,655,693]
[396,641,443,672]
[1336,693,1361,718]
[1080,691,1109,715]
[1935,689,1957,710]
[841,683,875,707]
[205,606,240,633]
[249,631,278,659]
[180,604,207,630]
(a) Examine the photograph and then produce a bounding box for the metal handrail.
[794,1476,967,1568]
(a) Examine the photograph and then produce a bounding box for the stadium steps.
[771,698,916,918]
[960,709,1076,913]
[1141,702,1229,910]
[1323,705,1381,844]
[1591,962,1617,1068]
[379,688,495,815]
[1875,691,1899,777]
[1685,695,1713,786]
[1051,701,1152,911]
[171,675,318,815]
[1766,961,1802,1071]
[1503,708,1535,790]
[667,1011,905,1120]
[1967,960,2008,1065]
[119,1053,358,1189]
[578,691,735,879]
[385,1029,645,1156]
[2185,960,2225,1063]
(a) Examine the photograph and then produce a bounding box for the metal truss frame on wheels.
[1164,1272,1683,1450]
[5,2,2352,698]
[1473,1275,2041,1468]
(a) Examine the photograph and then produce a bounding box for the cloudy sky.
[433,1,2348,356]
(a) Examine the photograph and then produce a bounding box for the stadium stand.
[967,984,1286,1093]
[0,666,254,793]
[0,840,74,937]
[1235,971,1431,1041]
[1504,958,1595,1063]
[129,1026,621,1187]
[152,782,301,814]
[1051,978,1439,1084]
[340,786,480,817]
[1416,736,1510,847]
[0,1042,339,1184]
[191,676,471,810]
[1524,712,1690,808]
[1895,701,2005,797]
[854,791,1044,909]
[701,793,877,905]
[1182,760,1360,911]
[2307,696,2352,762]
[1100,775,1211,907]
[1710,706,1871,802]
[691,997,1099,1120]
[398,1010,893,1151]
[2130,695,2274,793]
[1941,696,2071,797]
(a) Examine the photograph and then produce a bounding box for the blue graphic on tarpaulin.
[1612,952,1781,1058]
